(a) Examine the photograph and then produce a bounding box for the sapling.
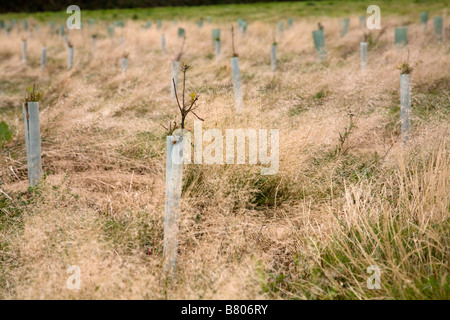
[271,39,277,71]
[434,16,443,42]
[215,36,221,58]
[23,84,43,187]
[287,18,294,28]
[241,21,248,35]
[363,26,388,47]
[394,27,408,47]
[171,36,186,98]
[334,111,355,156]
[230,27,243,112]
[21,37,27,64]
[161,34,166,53]
[92,34,97,52]
[359,15,365,29]
[397,55,413,143]
[238,18,244,29]
[340,18,350,37]
[171,64,204,130]
[360,34,368,70]
[178,27,185,38]
[277,21,284,34]
[212,29,220,45]
[114,21,125,28]
[121,52,129,76]
[108,25,114,38]
[237,19,248,34]
[67,41,74,70]
[163,63,203,277]
[312,28,326,61]
[421,12,429,32]
[41,45,46,69]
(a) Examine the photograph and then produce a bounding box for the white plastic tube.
[41,46,46,69]
[360,42,367,70]
[171,60,179,98]
[231,57,243,112]
[68,47,74,70]
[22,102,42,187]
[271,44,277,71]
[163,135,184,277]
[400,74,411,142]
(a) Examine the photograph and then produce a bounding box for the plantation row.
[0,11,447,280]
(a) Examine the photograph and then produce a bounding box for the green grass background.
[0,0,448,23]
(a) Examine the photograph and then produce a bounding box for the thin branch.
[172,78,183,113]
[231,26,236,56]
[159,123,168,130]
[191,110,204,121]
[171,63,204,131]
[185,97,199,113]
[175,36,186,61]
[182,67,186,113]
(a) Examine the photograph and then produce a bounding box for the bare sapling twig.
[397,50,418,74]
[24,83,43,104]
[231,26,238,57]
[160,119,179,136]
[174,35,186,62]
[335,110,355,156]
[362,24,388,45]
[171,63,204,131]
[374,24,388,43]
[361,32,368,42]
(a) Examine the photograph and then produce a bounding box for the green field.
[0,0,448,22]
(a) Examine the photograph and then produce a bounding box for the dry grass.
[0,14,449,300]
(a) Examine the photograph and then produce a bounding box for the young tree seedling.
[230,27,243,111]
[171,36,186,98]
[172,63,204,130]
[162,63,203,278]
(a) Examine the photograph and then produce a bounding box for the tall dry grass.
[0,15,448,299]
